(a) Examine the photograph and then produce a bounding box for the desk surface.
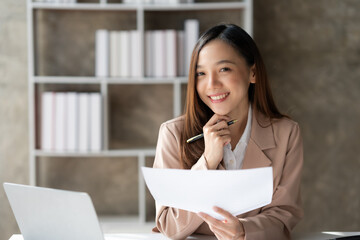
[9,233,214,240]
[10,232,360,240]
[292,232,360,240]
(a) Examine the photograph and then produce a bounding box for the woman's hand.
[198,206,245,240]
[203,114,231,169]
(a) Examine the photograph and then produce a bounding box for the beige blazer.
[153,109,304,240]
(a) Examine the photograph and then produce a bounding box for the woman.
[153,24,303,240]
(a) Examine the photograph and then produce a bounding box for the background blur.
[1,0,360,240]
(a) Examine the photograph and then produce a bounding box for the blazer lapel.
[242,139,272,169]
[241,109,276,169]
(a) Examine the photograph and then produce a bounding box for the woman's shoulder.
[272,116,299,129]
[162,115,185,126]
[160,115,185,136]
[270,115,301,142]
[255,108,299,132]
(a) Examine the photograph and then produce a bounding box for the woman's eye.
[196,72,205,77]
[220,67,230,72]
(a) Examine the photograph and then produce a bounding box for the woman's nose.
[207,73,222,88]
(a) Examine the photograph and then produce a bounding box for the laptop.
[3,182,104,240]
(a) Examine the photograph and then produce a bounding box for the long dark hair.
[179,24,284,169]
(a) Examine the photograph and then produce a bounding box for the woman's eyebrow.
[216,59,236,65]
[197,59,236,69]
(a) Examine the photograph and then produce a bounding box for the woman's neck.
[228,104,249,150]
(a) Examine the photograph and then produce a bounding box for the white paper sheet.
[142,167,273,220]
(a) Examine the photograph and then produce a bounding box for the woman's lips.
[208,93,229,103]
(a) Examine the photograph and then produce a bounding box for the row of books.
[123,0,194,3]
[33,0,77,3]
[95,19,199,78]
[41,92,102,152]
[34,0,193,4]
[96,30,141,78]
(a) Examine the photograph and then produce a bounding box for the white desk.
[9,232,360,240]
[9,233,217,240]
[292,232,360,240]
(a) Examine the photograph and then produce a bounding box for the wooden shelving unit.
[27,0,252,230]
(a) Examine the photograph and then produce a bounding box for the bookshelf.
[27,0,253,230]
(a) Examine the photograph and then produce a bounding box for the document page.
[141,167,273,220]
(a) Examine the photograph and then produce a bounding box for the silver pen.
[186,119,238,143]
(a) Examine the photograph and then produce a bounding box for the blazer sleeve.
[240,123,304,240]
[153,122,206,240]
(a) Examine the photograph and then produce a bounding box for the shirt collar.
[239,104,252,144]
[224,105,252,150]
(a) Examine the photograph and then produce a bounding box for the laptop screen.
[4,183,105,240]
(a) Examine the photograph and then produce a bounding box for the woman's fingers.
[213,206,236,222]
[212,206,245,238]
[203,114,232,169]
[206,114,231,127]
[204,117,230,133]
[198,212,224,233]
[204,120,231,145]
[206,120,230,133]
[198,212,222,225]
[197,212,237,240]
[197,212,231,231]
[207,128,231,139]
[215,131,231,147]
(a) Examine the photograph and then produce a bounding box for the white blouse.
[223,105,252,170]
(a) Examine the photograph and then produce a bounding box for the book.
[116,31,122,78]
[168,0,194,3]
[41,92,55,151]
[119,30,131,77]
[145,31,154,77]
[55,92,66,152]
[66,92,78,151]
[153,30,166,77]
[184,19,199,75]
[78,93,89,152]
[95,29,109,77]
[165,29,177,77]
[89,93,102,152]
[130,30,141,77]
[110,31,119,77]
[177,30,185,76]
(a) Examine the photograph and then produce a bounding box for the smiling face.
[195,39,256,119]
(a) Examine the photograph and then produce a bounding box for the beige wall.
[0,1,359,240]
[0,1,29,240]
[253,0,360,232]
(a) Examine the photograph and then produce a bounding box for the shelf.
[143,2,247,11]
[33,76,188,84]
[31,2,139,10]
[107,76,188,84]
[34,148,156,157]
[31,1,247,11]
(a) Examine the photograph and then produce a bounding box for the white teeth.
[210,93,228,100]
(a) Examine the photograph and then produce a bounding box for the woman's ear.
[250,64,256,84]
